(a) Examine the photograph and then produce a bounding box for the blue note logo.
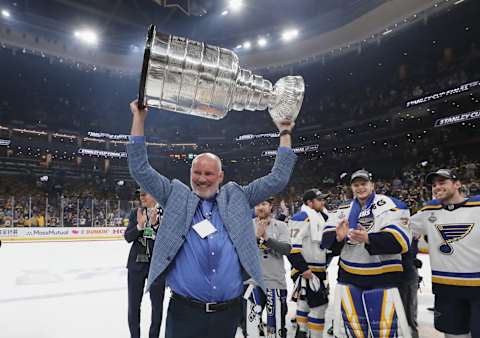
[357,208,374,231]
[434,223,474,254]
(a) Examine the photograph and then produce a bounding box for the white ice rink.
[0,240,442,338]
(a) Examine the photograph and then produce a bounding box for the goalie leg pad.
[362,287,411,338]
[333,284,370,338]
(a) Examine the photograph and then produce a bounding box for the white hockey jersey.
[410,195,480,294]
[288,205,328,276]
[323,194,411,288]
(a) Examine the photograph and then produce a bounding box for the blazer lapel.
[216,190,231,232]
[185,192,199,233]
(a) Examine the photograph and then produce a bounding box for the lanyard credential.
[200,200,216,221]
[193,200,218,239]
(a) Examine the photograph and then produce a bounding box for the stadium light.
[281,28,299,42]
[257,37,267,47]
[1,9,11,18]
[221,10,229,16]
[74,29,98,45]
[228,0,243,12]
[243,41,251,49]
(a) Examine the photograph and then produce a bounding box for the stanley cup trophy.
[138,25,305,122]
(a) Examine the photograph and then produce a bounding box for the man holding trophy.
[127,25,305,338]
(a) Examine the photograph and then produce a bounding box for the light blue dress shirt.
[166,198,243,302]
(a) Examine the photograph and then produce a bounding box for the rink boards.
[0,227,125,242]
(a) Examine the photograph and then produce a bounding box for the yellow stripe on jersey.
[465,201,480,206]
[382,228,409,253]
[432,277,480,286]
[309,265,326,273]
[290,244,302,254]
[420,205,442,211]
[340,261,403,276]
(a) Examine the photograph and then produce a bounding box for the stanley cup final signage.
[138,25,305,122]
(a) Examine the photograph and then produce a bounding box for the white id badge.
[192,219,217,238]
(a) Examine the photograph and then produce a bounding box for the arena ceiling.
[0,0,456,70]
[4,0,387,52]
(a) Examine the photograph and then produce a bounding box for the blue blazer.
[127,142,296,291]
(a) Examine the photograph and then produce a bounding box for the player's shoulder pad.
[273,219,288,228]
[389,197,408,210]
[290,211,309,222]
[467,195,480,203]
[419,199,442,211]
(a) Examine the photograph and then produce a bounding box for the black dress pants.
[165,295,242,338]
[127,268,165,338]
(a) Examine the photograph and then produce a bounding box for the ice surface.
[0,240,441,338]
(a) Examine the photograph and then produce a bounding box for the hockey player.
[321,169,411,338]
[410,169,480,338]
[288,189,330,338]
[249,197,291,337]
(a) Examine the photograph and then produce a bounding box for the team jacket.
[321,194,411,289]
[410,195,480,298]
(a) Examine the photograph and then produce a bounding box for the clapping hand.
[348,225,370,244]
[336,218,349,242]
[256,219,269,240]
[136,208,147,230]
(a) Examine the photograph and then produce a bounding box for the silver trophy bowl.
[138,25,304,122]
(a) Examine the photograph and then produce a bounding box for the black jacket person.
[124,191,165,338]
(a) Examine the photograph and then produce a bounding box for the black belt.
[171,292,242,313]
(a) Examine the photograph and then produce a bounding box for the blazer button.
[166,256,171,261]
[181,235,186,239]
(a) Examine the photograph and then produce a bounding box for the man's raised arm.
[127,100,172,207]
[242,120,297,207]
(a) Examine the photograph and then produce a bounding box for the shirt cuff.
[277,146,292,153]
[129,135,146,144]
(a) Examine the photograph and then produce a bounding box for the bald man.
[127,100,297,338]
